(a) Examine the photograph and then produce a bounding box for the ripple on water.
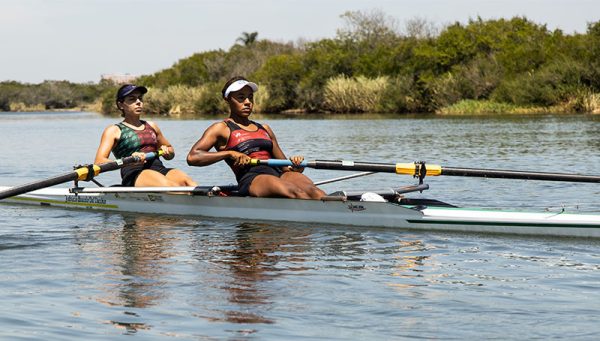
[2,115,600,339]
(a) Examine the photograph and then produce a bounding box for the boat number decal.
[65,196,107,205]
[347,203,365,212]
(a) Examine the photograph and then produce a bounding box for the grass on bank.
[437,100,548,115]
[438,91,600,115]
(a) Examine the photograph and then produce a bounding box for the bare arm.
[94,125,120,164]
[147,121,174,160]
[263,124,287,160]
[263,124,304,172]
[187,122,245,166]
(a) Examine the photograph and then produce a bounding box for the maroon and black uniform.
[222,120,282,196]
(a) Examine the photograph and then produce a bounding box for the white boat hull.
[2,186,600,238]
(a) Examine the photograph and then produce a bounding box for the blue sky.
[0,0,598,83]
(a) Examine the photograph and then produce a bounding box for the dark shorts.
[120,158,173,186]
[237,165,283,196]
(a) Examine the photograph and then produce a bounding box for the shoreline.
[2,108,599,117]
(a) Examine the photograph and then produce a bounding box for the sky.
[0,0,598,84]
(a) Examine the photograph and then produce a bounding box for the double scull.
[1,183,599,238]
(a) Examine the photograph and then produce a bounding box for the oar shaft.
[0,172,81,200]
[253,159,399,173]
[308,160,397,173]
[252,159,441,176]
[0,151,160,200]
[441,167,600,183]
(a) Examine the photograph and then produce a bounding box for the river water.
[1,112,600,339]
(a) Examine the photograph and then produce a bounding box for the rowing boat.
[2,157,599,238]
[2,184,599,238]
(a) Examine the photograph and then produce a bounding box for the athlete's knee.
[166,170,196,186]
[283,186,310,199]
[307,187,325,199]
[185,178,198,186]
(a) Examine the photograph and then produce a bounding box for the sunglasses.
[122,95,144,103]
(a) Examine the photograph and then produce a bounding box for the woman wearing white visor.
[187,76,325,199]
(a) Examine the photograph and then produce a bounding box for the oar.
[250,159,600,183]
[0,151,162,200]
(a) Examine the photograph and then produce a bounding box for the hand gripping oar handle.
[0,151,162,200]
[89,150,162,177]
[251,159,600,183]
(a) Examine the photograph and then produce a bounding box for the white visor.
[224,80,258,98]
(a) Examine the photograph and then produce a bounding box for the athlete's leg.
[165,169,198,186]
[134,169,180,187]
[281,172,326,199]
[248,174,312,199]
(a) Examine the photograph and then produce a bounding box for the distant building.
[101,73,137,84]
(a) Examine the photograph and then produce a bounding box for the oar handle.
[250,159,307,167]
[80,150,163,181]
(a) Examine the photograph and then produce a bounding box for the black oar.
[0,151,161,200]
[251,159,600,183]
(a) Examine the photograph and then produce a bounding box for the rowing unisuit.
[112,121,158,158]
[223,120,274,180]
[112,121,172,186]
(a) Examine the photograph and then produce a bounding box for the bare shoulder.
[206,121,230,136]
[213,120,230,129]
[258,121,272,130]
[146,120,160,131]
[102,124,121,137]
[260,123,277,137]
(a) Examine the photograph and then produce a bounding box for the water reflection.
[191,222,313,325]
[114,215,178,308]
[89,215,182,310]
[313,230,432,288]
[389,239,435,292]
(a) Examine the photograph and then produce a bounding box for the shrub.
[428,54,503,109]
[193,82,230,116]
[491,58,589,106]
[9,102,45,112]
[378,75,425,113]
[323,75,388,113]
[564,88,600,113]
[144,86,185,115]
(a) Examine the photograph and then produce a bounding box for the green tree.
[236,31,258,46]
[586,21,600,89]
[254,54,304,112]
[412,17,559,77]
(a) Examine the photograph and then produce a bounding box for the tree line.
[3,11,600,115]
[0,80,112,112]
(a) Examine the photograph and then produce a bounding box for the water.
[1,112,600,339]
